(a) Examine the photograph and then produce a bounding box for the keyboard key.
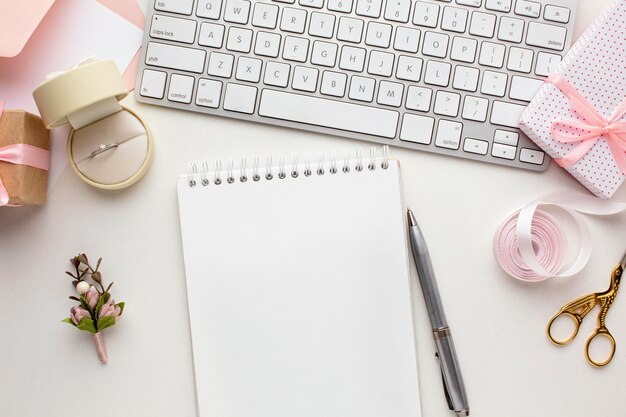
[311,41,338,66]
[485,0,511,13]
[434,90,461,117]
[450,36,477,62]
[365,21,393,48]
[274,0,295,3]
[252,3,279,28]
[491,142,516,159]
[490,101,525,128]
[226,27,253,52]
[207,52,234,78]
[463,138,489,155]
[198,22,225,48]
[292,66,319,91]
[348,75,376,101]
[140,69,167,98]
[400,114,434,144]
[424,60,451,86]
[197,0,222,19]
[328,0,353,13]
[405,86,432,112]
[223,83,258,114]
[384,0,411,23]
[377,80,404,107]
[283,36,309,62]
[259,89,400,138]
[520,148,545,165]
[320,71,347,96]
[394,27,420,52]
[280,7,307,33]
[469,11,496,38]
[498,16,524,43]
[435,119,462,150]
[456,0,481,7]
[509,75,543,102]
[155,0,193,15]
[223,0,250,23]
[544,5,570,23]
[299,0,324,7]
[337,17,364,43]
[452,65,479,91]
[535,51,561,76]
[481,70,507,96]
[264,61,291,87]
[515,0,540,18]
[507,47,533,73]
[255,31,281,57]
[367,50,395,76]
[168,74,195,103]
[396,56,423,82]
[196,78,222,107]
[441,7,468,33]
[461,95,489,121]
[236,56,263,82]
[339,45,366,71]
[413,2,439,28]
[478,42,505,67]
[422,31,449,58]
[309,12,336,38]
[494,129,519,145]
[145,42,206,73]
[150,15,197,44]
[526,22,566,51]
[355,0,383,18]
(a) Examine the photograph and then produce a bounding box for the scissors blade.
[621,251,626,270]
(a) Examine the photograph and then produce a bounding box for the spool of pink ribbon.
[494,192,626,282]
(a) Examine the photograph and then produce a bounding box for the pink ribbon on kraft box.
[0,102,50,207]
[547,73,626,174]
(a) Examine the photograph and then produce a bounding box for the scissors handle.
[585,327,616,367]
[547,310,582,346]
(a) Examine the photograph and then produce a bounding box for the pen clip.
[435,352,454,411]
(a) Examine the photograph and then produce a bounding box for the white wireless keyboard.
[135,0,578,171]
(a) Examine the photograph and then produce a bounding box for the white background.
[1,1,625,416]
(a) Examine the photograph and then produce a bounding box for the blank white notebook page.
[177,159,421,417]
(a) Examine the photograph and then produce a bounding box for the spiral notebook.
[177,148,422,417]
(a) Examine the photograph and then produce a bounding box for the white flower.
[76,281,90,295]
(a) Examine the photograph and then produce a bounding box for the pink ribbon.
[547,73,626,174]
[0,101,50,206]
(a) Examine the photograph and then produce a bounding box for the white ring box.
[33,60,153,190]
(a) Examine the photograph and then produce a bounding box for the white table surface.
[2,1,625,416]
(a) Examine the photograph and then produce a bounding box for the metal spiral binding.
[188,163,197,187]
[187,146,391,187]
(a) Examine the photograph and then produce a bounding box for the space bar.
[259,90,399,138]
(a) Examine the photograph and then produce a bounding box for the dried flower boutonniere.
[62,254,125,363]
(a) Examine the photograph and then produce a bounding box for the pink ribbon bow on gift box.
[547,73,626,174]
[0,101,50,206]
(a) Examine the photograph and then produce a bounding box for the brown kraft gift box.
[0,110,50,205]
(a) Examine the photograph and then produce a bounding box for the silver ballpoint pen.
[407,208,469,417]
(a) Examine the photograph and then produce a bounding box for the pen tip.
[407,208,417,227]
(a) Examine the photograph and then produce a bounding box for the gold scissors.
[547,251,626,367]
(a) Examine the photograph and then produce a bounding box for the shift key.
[145,42,206,73]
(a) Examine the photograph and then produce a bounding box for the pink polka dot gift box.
[519,0,626,199]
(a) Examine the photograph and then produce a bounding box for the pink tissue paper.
[520,0,626,199]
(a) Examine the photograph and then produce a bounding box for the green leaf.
[103,292,111,304]
[106,282,114,292]
[95,295,106,316]
[97,316,116,332]
[96,257,102,271]
[79,295,90,311]
[61,318,76,326]
[116,302,125,315]
[65,271,76,279]
[76,317,97,333]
